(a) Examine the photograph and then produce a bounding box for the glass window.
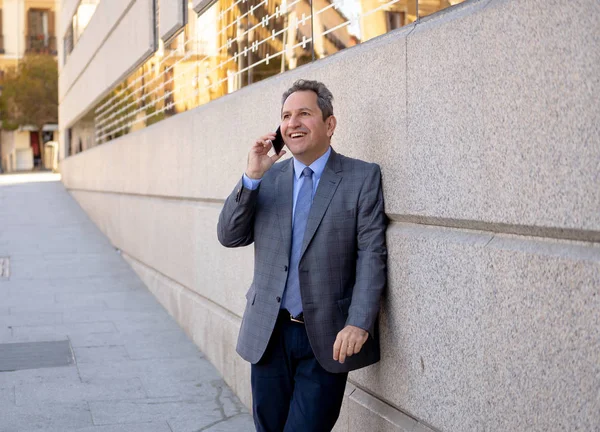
[64,0,100,63]
[419,0,467,18]
[74,1,99,42]
[79,0,469,150]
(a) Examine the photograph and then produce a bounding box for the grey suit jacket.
[217,148,387,373]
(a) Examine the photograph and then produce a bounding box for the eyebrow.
[281,107,314,115]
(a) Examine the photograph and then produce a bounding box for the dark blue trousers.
[251,310,348,432]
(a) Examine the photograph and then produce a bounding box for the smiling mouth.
[289,132,307,139]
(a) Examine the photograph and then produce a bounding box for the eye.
[301,111,310,116]
[282,114,290,120]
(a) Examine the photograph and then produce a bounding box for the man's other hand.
[333,325,368,364]
[246,134,287,179]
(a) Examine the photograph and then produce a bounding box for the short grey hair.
[281,79,334,120]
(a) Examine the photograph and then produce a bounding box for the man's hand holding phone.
[246,129,287,180]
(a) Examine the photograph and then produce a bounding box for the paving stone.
[53,274,148,290]
[101,292,167,311]
[3,240,112,255]
[0,312,63,327]
[9,303,108,315]
[0,365,81,387]
[218,385,246,418]
[9,259,132,280]
[15,378,146,405]
[68,329,191,352]
[55,292,163,312]
[18,422,172,432]
[10,322,117,343]
[193,413,255,432]
[77,357,220,384]
[2,292,57,308]
[0,401,93,431]
[89,396,223,427]
[67,332,126,348]
[124,333,203,360]
[4,280,58,296]
[53,293,109,308]
[72,345,130,364]
[0,326,13,342]
[48,276,146,294]
[12,253,126,266]
[0,386,15,405]
[0,174,253,430]
[141,378,211,399]
[113,316,183,334]
[63,309,172,325]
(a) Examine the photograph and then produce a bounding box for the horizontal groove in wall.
[387,222,600,262]
[68,187,600,245]
[120,249,243,321]
[67,187,225,206]
[388,214,600,244]
[346,382,439,432]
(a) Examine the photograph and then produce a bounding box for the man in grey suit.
[218,79,387,431]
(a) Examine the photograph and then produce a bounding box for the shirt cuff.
[242,173,262,190]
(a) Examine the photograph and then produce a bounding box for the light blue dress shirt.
[242,147,332,224]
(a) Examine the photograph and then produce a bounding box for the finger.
[351,339,364,355]
[251,141,266,152]
[346,341,355,356]
[351,338,361,355]
[338,339,347,364]
[354,331,370,353]
[252,140,271,155]
[261,133,276,142]
[270,149,286,162]
[333,336,342,361]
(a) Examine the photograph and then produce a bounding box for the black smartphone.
[271,126,284,155]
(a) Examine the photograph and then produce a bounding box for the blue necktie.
[282,167,314,317]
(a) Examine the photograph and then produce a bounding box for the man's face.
[280,90,336,165]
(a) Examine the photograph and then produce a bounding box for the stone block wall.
[59,0,600,430]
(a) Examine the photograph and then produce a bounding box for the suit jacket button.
[276,296,281,303]
[284,265,288,272]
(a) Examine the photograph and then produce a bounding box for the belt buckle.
[290,313,304,324]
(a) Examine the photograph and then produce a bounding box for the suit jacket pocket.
[337,297,352,316]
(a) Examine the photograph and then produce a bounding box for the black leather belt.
[280,309,304,324]
[290,312,304,324]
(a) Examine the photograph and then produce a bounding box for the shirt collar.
[293,147,332,181]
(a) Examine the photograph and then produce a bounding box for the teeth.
[291,133,305,138]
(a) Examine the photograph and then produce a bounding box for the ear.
[326,115,337,137]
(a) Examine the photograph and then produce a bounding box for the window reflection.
[80,0,466,151]
[64,0,100,61]
[73,0,100,43]
[419,0,467,18]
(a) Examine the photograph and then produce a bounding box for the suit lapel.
[276,159,294,261]
[301,149,342,258]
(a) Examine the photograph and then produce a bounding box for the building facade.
[58,0,600,430]
[0,0,59,172]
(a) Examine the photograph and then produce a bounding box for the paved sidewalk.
[0,173,254,432]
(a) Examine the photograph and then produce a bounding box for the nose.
[288,114,301,128]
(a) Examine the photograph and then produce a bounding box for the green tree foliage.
[0,55,58,164]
